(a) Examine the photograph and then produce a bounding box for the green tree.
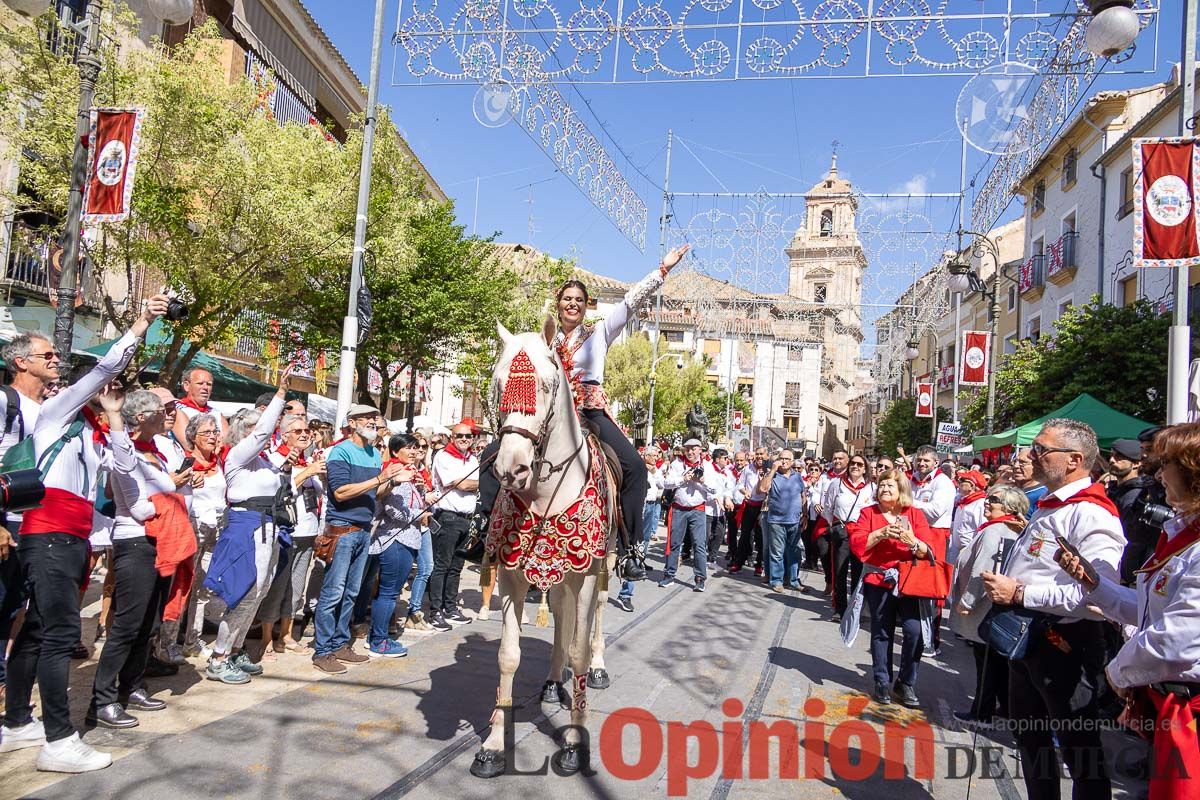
[0,15,358,385]
[875,397,949,454]
[961,297,1196,432]
[605,334,717,438]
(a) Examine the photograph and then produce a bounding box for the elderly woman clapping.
[949,484,1028,728]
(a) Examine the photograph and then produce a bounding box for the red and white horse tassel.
[499,350,538,415]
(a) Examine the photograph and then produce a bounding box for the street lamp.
[944,232,1006,433]
[646,351,682,443]
[1084,0,1140,58]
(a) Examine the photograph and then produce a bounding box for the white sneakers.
[34,732,112,773]
[0,719,45,753]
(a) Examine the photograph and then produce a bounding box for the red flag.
[959,330,990,386]
[82,108,145,223]
[915,383,934,418]
[1133,138,1200,268]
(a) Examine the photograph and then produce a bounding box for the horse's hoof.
[470,749,506,779]
[553,744,590,774]
[542,680,569,706]
[587,668,611,690]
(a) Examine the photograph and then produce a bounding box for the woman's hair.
[875,468,914,510]
[556,279,590,307]
[184,412,218,449]
[985,484,1030,521]
[224,408,262,449]
[389,433,419,455]
[1154,423,1200,517]
[120,389,164,426]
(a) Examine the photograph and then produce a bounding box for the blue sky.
[305,0,1180,306]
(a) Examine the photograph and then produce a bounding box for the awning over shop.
[972,393,1155,453]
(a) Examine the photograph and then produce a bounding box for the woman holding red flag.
[1057,422,1200,800]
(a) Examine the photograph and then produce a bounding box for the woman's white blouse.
[554,269,663,384]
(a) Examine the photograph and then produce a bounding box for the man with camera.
[1107,436,1169,586]
[981,419,1126,800]
[2,294,170,773]
[661,438,718,592]
[0,333,61,709]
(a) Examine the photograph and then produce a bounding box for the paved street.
[1,529,1149,800]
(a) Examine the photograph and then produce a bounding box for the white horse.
[471,317,616,778]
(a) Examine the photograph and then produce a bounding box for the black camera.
[0,469,46,512]
[691,467,705,481]
[165,298,190,321]
[1135,495,1174,529]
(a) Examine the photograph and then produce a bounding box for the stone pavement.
[1,528,1150,800]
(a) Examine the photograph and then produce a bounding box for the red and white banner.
[82,108,145,223]
[1133,138,1200,268]
[959,330,991,386]
[915,383,934,418]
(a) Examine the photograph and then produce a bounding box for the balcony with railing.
[1019,254,1046,301]
[4,224,103,308]
[1046,231,1079,286]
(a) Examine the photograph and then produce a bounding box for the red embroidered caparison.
[486,436,609,593]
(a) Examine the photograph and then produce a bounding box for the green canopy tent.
[82,321,277,404]
[972,393,1155,453]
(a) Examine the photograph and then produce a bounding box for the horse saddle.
[580,424,643,581]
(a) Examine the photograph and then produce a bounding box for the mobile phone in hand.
[1055,535,1099,586]
[179,456,195,472]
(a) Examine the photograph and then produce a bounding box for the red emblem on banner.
[915,382,934,418]
[959,330,990,386]
[1133,138,1200,268]
[82,108,145,223]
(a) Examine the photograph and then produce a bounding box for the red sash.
[665,503,705,557]
[1036,481,1119,517]
[20,487,95,538]
[1143,687,1200,800]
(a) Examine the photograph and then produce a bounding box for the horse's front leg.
[542,586,572,706]
[472,568,528,778]
[553,571,598,775]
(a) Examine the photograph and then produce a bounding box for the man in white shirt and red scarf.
[2,295,168,773]
[726,451,748,558]
[171,367,227,441]
[660,439,717,592]
[982,419,1125,800]
[812,450,848,593]
[949,468,989,565]
[730,447,767,574]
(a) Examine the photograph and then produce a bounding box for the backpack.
[1,386,25,444]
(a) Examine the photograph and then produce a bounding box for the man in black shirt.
[1106,437,1166,585]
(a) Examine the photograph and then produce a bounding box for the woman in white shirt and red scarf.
[1058,422,1200,800]
[553,245,689,574]
[88,390,195,729]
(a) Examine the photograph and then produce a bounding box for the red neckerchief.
[957,490,987,508]
[275,443,308,467]
[732,466,744,480]
[177,396,211,414]
[442,441,472,462]
[133,437,165,463]
[804,474,817,486]
[189,446,225,473]
[82,406,109,445]
[826,469,842,480]
[976,513,1019,533]
[680,456,701,470]
[1139,518,1200,576]
[1036,481,1119,517]
[841,476,868,493]
[418,466,433,491]
[912,471,932,488]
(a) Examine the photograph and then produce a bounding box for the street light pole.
[1168,0,1198,424]
[334,0,386,426]
[53,0,103,363]
[985,265,1002,433]
[646,129,673,443]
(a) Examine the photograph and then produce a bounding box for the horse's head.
[492,315,562,492]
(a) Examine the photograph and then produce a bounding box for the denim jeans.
[408,531,433,615]
[370,541,417,647]
[767,522,803,587]
[313,527,369,657]
[619,501,661,599]
[664,507,706,582]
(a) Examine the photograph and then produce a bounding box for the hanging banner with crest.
[915,383,934,418]
[1133,138,1200,269]
[82,108,145,223]
[959,331,991,386]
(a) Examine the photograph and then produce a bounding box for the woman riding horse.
[553,244,690,573]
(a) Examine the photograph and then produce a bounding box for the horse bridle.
[497,360,583,484]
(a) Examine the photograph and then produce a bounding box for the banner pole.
[1168,0,1198,424]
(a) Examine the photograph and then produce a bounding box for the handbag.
[454,512,488,562]
[977,605,1051,661]
[896,549,954,599]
